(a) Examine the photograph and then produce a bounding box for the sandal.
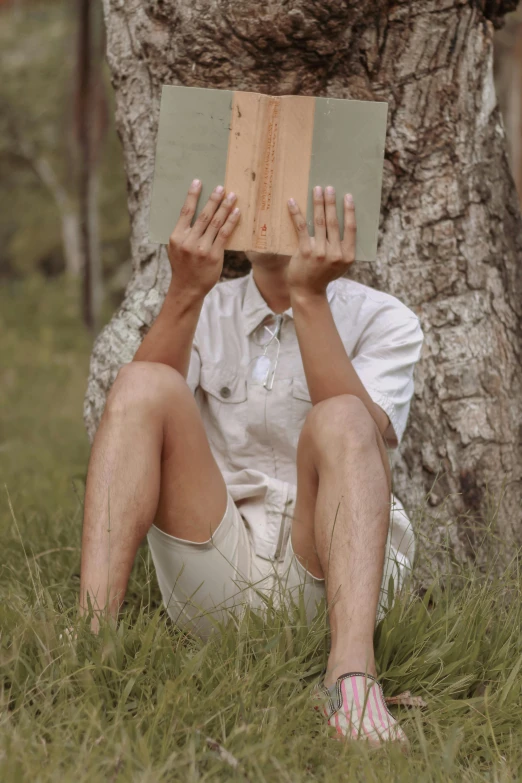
[311,671,410,752]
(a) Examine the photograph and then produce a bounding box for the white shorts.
[147,490,410,642]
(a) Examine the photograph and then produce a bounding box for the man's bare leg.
[290,394,392,687]
[80,361,228,626]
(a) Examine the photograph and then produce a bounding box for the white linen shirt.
[186,269,424,566]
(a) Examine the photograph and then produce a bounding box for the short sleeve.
[186,339,201,395]
[351,314,424,449]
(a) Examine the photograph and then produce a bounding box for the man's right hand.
[167,179,240,299]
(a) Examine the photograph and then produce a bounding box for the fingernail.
[314,185,322,197]
[227,192,236,203]
[215,185,224,194]
[345,193,353,204]
[325,185,335,196]
[191,179,201,187]
[288,198,296,207]
[232,207,240,215]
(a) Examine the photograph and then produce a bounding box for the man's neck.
[251,260,291,314]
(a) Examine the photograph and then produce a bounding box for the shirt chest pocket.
[199,366,248,452]
[292,376,313,435]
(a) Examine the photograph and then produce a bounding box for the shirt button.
[220,386,231,398]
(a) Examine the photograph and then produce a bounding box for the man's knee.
[299,394,378,458]
[104,361,192,418]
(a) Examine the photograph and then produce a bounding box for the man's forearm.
[290,290,388,435]
[132,283,204,377]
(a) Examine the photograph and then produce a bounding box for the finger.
[288,198,311,254]
[341,193,356,262]
[199,191,237,249]
[324,185,340,246]
[176,178,202,232]
[211,206,241,253]
[189,184,226,240]
[313,185,326,251]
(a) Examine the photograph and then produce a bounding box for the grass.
[1,275,522,781]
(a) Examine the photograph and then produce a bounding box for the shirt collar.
[242,268,337,336]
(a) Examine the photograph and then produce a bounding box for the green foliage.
[1,275,522,780]
[0,0,129,279]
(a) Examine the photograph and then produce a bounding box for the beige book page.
[225,92,315,254]
[276,96,315,255]
[223,91,263,251]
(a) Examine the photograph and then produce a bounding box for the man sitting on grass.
[80,179,424,750]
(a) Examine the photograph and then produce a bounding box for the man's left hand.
[286,185,356,298]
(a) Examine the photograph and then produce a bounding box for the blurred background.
[0,0,521,534]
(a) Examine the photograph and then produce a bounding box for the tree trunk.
[76,0,106,331]
[15,142,83,277]
[61,210,83,279]
[85,0,522,583]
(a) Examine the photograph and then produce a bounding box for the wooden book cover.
[148,85,388,261]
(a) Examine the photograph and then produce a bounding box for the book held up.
[148,85,388,261]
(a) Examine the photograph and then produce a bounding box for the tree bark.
[86,0,522,583]
[76,0,106,331]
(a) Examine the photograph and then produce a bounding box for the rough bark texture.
[86,0,522,583]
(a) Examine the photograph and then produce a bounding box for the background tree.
[0,3,84,279]
[85,0,522,583]
[0,1,130,308]
[75,0,107,331]
[0,104,83,279]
